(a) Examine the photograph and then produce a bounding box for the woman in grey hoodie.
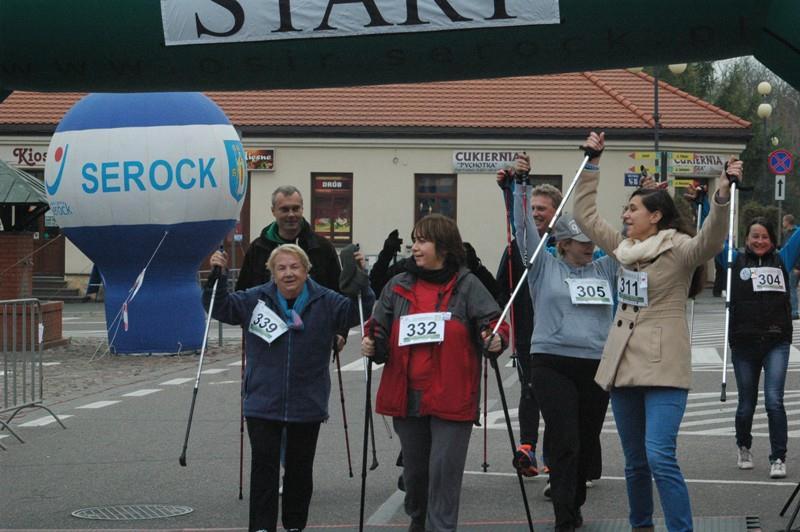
[498,158,618,532]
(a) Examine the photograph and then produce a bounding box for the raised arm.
[676,158,737,267]
[573,132,624,256]
[203,251,252,326]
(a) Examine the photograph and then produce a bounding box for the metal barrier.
[0,298,65,450]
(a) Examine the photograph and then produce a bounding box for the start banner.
[161,0,561,46]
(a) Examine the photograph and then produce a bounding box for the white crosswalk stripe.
[688,309,800,364]
[486,390,800,439]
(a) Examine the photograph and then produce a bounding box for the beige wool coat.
[574,169,730,391]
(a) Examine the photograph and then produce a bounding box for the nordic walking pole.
[720,179,738,402]
[482,358,489,472]
[503,181,534,475]
[354,290,379,472]
[358,293,374,532]
[239,332,245,499]
[688,200,703,341]
[359,355,374,532]
[489,353,534,532]
[179,273,220,467]
[494,152,591,329]
[333,338,354,477]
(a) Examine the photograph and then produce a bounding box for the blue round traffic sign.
[769,149,793,174]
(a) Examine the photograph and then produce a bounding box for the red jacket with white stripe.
[370,268,509,422]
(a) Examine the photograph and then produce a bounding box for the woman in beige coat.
[574,132,739,532]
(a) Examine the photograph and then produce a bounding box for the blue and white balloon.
[45,93,246,354]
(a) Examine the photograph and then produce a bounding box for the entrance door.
[23,170,66,277]
[33,210,65,276]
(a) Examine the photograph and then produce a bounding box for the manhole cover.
[71,504,193,520]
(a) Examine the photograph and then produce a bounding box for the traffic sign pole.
[769,150,792,246]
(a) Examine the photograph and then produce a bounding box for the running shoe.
[771,458,787,479]
[737,446,753,470]
[512,444,539,477]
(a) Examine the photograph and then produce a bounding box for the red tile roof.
[0,70,750,132]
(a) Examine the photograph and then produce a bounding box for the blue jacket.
[203,277,374,423]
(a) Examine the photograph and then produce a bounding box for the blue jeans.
[611,387,692,532]
[790,270,798,317]
[732,341,790,461]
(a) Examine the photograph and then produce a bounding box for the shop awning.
[0,160,46,204]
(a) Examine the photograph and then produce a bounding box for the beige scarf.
[614,229,677,266]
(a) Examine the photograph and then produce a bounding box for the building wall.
[244,137,745,275]
[2,135,746,276]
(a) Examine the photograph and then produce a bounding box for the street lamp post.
[653,64,687,181]
[757,81,779,242]
[627,64,687,183]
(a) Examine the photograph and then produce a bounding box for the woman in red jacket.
[362,213,508,532]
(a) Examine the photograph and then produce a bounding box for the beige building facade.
[1,135,746,276]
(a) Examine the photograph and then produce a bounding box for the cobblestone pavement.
[36,337,243,407]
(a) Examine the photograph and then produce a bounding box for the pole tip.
[720,383,727,402]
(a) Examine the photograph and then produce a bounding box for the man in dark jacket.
[236,185,341,292]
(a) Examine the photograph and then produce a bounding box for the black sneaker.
[575,508,584,528]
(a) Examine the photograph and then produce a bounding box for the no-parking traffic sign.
[768,149,793,175]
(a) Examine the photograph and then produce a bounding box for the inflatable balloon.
[0,1,798,95]
[44,93,246,354]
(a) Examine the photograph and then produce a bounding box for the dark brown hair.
[412,214,466,267]
[630,188,706,298]
[747,217,777,247]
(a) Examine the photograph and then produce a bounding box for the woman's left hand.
[481,330,503,353]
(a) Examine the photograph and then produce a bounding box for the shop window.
[530,174,562,192]
[311,173,353,244]
[415,174,457,223]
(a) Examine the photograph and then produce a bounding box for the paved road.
[1,293,798,530]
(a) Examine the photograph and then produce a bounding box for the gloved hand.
[382,229,403,255]
[339,243,369,297]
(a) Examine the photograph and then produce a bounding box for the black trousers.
[516,351,542,449]
[246,417,322,532]
[531,355,609,530]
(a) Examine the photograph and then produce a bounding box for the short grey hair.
[271,185,303,208]
[266,244,312,274]
[531,184,563,210]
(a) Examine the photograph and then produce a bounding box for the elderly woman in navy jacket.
[205,244,374,532]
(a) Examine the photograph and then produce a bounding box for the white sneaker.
[737,446,753,470]
[771,459,787,479]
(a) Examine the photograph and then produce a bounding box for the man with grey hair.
[237,185,341,292]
